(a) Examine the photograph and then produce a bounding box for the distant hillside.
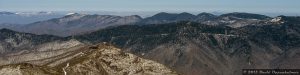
[9,13,142,36]
[1,12,277,36]
[73,17,300,75]
[0,28,65,54]
[0,11,64,24]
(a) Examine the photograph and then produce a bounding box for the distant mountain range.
[0,12,288,37]
[0,15,300,75]
[14,13,142,36]
[0,11,153,24]
[72,19,300,75]
[0,11,64,24]
[139,12,273,29]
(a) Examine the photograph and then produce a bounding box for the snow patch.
[66,13,76,15]
[270,17,282,22]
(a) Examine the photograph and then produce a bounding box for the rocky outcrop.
[0,63,60,75]
[0,43,178,75]
[0,28,86,66]
[61,43,177,75]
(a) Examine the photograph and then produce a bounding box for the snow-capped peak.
[66,13,76,15]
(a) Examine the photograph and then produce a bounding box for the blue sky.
[1,0,300,14]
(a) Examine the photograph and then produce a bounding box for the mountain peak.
[220,12,270,20]
[0,42,179,75]
[0,11,15,15]
[154,12,194,16]
[66,12,79,15]
[125,15,142,19]
[64,13,85,17]
[197,12,216,19]
[152,12,174,17]
[180,12,190,14]
[54,13,86,23]
[197,12,215,17]
[148,12,196,20]
[178,12,195,16]
[156,12,170,15]
[0,28,16,33]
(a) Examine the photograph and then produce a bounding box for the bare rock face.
[0,43,178,75]
[60,43,178,75]
[34,39,83,52]
[0,63,60,75]
[0,39,85,66]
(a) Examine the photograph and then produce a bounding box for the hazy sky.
[1,0,300,13]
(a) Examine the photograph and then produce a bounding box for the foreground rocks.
[0,43,178,75]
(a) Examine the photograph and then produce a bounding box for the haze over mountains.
[16,13,142,36]
[0,12,300,75]
[0,11,64,24]
[0,12,286,37]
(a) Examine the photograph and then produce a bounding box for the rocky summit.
[0,43,178,75]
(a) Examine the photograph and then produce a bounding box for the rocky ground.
[0,43,178,75]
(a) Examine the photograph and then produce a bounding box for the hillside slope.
[74,18,300,75]
[11,14,142,36]
[0,43,178,75]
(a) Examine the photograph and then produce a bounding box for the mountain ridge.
[0,16,300,75]
[0,12,290,36]
[15,14,142,36]
[71,19,300,75]
[0,43,178,75]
